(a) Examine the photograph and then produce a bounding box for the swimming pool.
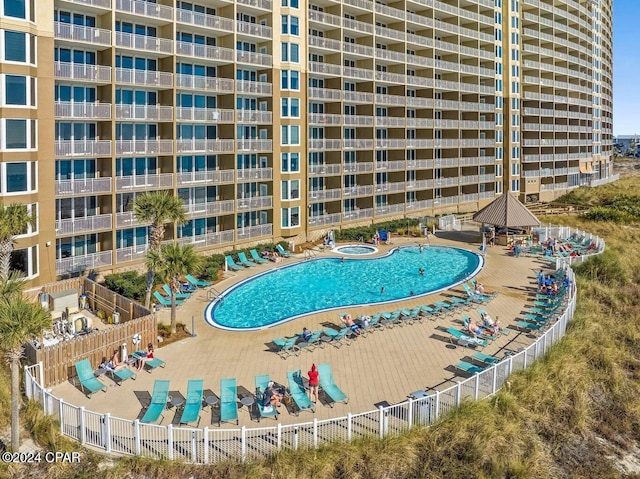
[205,245,482,330]
[334,245,378,255]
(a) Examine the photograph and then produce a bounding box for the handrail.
[207,287,224,303]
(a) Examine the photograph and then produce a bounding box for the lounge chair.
[287,370,315,415]
[516,320,544,334]
[462,283,491,303]
[322,327,352,347]
[132,350,166,371]
[250,249,269,264]
[454,360,486,375]
[476,308,509,336]
[448,296,472,311]
[153,290,184,307]
[225,255,243,271]
[237,251,256,267]
[472,352,501,365]
[255,374,279,422]
[317,363,349,407]
[105,365,136,385]
[141,379,170,424]
[434,300,455,317]
[74,359,107,397]
[219,378,239,425]
[180,379,204,426]
[273,337,300,358]
[185,274,213,288]
[461,316,495,342]
[299,330,324,351]
[276,244,292,258]
[162,284,190,300]
[446,327,487,349]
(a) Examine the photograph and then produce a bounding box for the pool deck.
[52,230,552,428]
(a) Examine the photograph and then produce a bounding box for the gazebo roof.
[472,193,541,228]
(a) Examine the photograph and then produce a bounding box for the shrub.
[201,254,225,281]
[582,206,631,223]
[572,250,629,287]
[103,271,148,302]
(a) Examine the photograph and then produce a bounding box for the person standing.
[308,364,319,404]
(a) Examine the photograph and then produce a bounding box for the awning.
[579,163,594,174]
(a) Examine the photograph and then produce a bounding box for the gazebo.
[473,193,541,246]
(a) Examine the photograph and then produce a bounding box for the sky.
[613,0,639,135]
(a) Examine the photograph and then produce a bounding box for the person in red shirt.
[308,364,319,404]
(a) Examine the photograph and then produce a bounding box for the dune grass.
[5,180,640,477]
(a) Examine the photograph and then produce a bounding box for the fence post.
[434,390,440,420]
[241,426,247,462]
[167,424,173,460]
[378,406,385,439]
[134,419,141,455]
[277,423,282,450]
[104,413,111,452]
[508,355,513,376]
[407,398,413,428]
[492,366,498,394]
[347,413,352,440]
[474,374,480,400]
[203,427,209,464]
[59,399,65,436]
[23,366,32,399]
[42,389,48,415]
[455,382,461,406]
[191,430,197,463]
[38,361,44,387]
[293,425,298,450]
[313,418,318,448]
[79,406,86,444]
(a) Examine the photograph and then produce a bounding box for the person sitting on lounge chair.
[341,314,362,335]
[264,382,283,407]
[269,251,281,263]
[475,283,496,296]
[107,350,127,371]
[301,327,312,342]
[466,319,488,337]
[481,312,501,334]
[136,343,155,372]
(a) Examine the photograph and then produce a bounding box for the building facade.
[0,0,613,285]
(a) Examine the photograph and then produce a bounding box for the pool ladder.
[304,248,318,260]
[207,287,224,304]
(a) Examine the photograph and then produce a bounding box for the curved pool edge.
[334,244,379,255]
[204,245,485,332]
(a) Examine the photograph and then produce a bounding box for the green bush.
[582,206,631,223]
[201,254,225,281]
[333,219,422,242]
[103,271,149,302]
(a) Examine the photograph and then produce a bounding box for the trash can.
[112,311,120,324]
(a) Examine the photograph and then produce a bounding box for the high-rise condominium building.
[0,0,613,285]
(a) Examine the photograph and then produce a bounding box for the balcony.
[236,223,273,241]
[236,196,273,209]
[375,139,405,149]
[56,214,112,236]
[176,230,235,248]
[115,32,173,55]
[343,208,373,221]
[63,0,111,8]
[116,245,148,264]
[115,105,173,121]
[406,159,434,170]
[177,171,236,188]
[236,110,272,124]
[55,177,112,196]
[376,160,406,171]
[115,211,151,228]
[309,188,342,201]
[308,87,341,101]
[375,203,405,216]
[375,117,406,127]
[54,62,111,83]
[56,251,112,276]
[343,115,374,126]
[116,68,174,87]
[236,139,272,152]
[236,80,272,95]
[176,74,234,93]
[309,139,341,151]
[309,113,342,126]
[176,107,234,122]
[308,212,341,227]
[176,9,234,32]
[176,41,234,63]
[375,182,405,193]
[115,173,174,191]
[236,168,273,181]
[343,185,373,197]
[236,0,272,11]
[55,140,112,157]
[406,179,434,190]
[236,21,272,39]
[55,102,111,120]
[115,0,173,21]
[54,22,111,47]
[176,139,235,153]
[115,140,174,155]
[405,199,434,211]
[343,162,373,173]
[308,164,341,176]
[236,50,272,67]
[308,61,342,76]
[406,139,434,148]
[184,200,235,218]
[343,139,373,150]
[343,91,374,103]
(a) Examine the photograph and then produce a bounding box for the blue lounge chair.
[237,251,256,267]
[132,350,166,371]
[162,284,190,300]
[461,316,495,342]
[462,283,492,303]
[454,360,486,375]
[255,374,279,422]
[317,363,349,407]
[287,370,315,415]
[448,296,472,311]
[180,379,204,426]
[185,274,212,288]
[153,291,184,307]
[446,327,487,349]
[472,352,501,365]
[105,365,136,384]
[219,378,239,425]
[434,300,455,317]
[225,255,243,271]
[477,308,510,336]
[273,337,300,358]
[322,327,352,347]
[276,244,292,258]
[516,320,544,334]
[250,249,268,264]
[141,379,170,424]
[74,359,107,397]
[299,330,324,351]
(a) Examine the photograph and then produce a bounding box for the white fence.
[24,228,602,463]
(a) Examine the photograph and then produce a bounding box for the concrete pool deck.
[52,230,552,428]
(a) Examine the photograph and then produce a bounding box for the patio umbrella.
[473,194,540,246]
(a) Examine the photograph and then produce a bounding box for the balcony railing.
[115,0,173,20]
[236,50,272,66]
[308,164,341,176]
[236,80,272,95]
[237,196,273,209]
[176,170,233,186]
[176,230,235,248]
[56,214,112,236]
[406,179,434,190]
[308,87,341,101]
[115,140,174,155]
[375,203,405,216]
[176,107,234,122]
[343,208,373,221]
[115,68,174,87]
[343,139,373,149]
[236,0,272,11]
[55,102,111,119]
[343,185,373,197]
[115,173,174,191]
[375,182,405,193]
[54,62,111,83]
[236,110,272,123]
[176,139,235,153]
[375,139,405,149]
[236,168,273,181]
[343,115,374,126]
[236,223,273,242]
[343,162,373,173]
[176,41,234,62]
[343,91,373,103]
[55,178,112,196]
[309,139,341,151]
[406,159,434,170]
[176,74,234,93]
[115,211,151,228]
[56,251,112,275]
[115,32,173,55]
[176,9,233,32]
[376,160,406,171]
[54,22,111,46]
[236,139,272,151]
[115,245,148,264]
[115,105,173,121]
[66,0,111,7]
[309,114,342,125]
[55,140,112,157]
[405,199,434,210]
[308,212,341,227]
[309,188,342,201]
[236,21,272,38]
[184,200,235,217]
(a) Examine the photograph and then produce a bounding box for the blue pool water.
[205,245,482,330]
[334,245,378,255]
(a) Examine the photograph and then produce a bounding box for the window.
[281,152,300,172]
[281,70,300,90]
[281,179,300,200]
[281,42,299,62]
[281,206,300,228]
[3,0,33,21]
[3,75,35,106]
[3,30,35,64]
[1,161,37,194]
[511,179,520,192]
[281,15,299,35]
[281,125,300,145]
[281,0,299,7]
[3,119,36,150]
[281,98,300,117]
[10,245,38,279]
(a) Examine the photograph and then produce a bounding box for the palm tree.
[0,273,51,451]
[0,204,35,280]
[133,191,187,309]
[147,242,202,334]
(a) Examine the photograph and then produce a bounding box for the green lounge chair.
[180,379,204,426]
[462,283,492,303]
[273,337,300,358]
[153,291,184,307]
[250,249,268,264]
[106,365,136,384]
[454,360,486,375]
[132,350,166,371]
[516,320,544,334]
[276,244,292,258]
[141,379,170,424]
[287,370,315,415]
[185,274,212,288]
[446,327,487,349]
[322,327,352,348]
[448,296,472,311]
[162,284,190,300]
[225,255,243,271]
[255,374,279,422]
[460,316,495,342]
[299,330,324,351]
[219,378,238,425]
[74,358,107,397]
[317,363,349,407]
[434,300,455,317]
[237,252,256,267]
[472,352,501,365]
[476,309,510,336]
